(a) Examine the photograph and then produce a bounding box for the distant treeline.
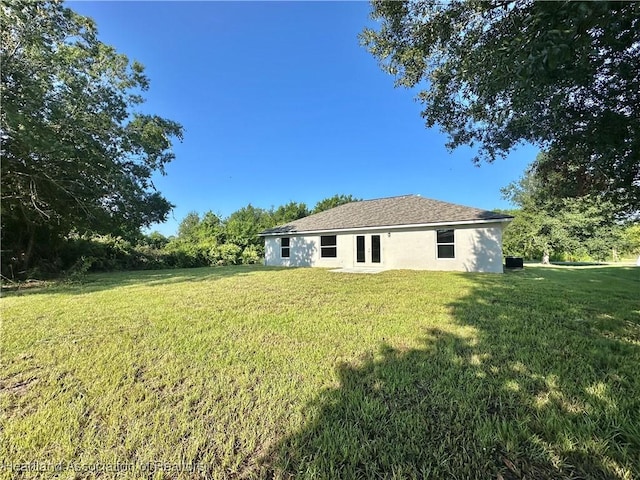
[499,159,640,264]
[499,209,639,263]
[1,195,358,280]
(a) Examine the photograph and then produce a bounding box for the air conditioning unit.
[505,256,524,269]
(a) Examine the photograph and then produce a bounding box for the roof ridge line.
[358,194,417,202]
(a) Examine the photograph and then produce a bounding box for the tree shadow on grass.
[255,266,639,479]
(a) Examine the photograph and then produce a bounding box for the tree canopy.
[1,1,183,271]
[225,205,273,250]
[271,201,310,225]
[501,157,629,262]
[312,194,360,214]
[361,1,640,214]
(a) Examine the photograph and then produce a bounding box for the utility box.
[505,256,524,269]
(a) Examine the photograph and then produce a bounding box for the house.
[259,195,513,273]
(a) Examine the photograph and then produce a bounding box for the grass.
[1,265,639,479]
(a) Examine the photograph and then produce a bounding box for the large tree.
[501,158,626,262]
[361,1,640,214]
[312,194,360,214]
[1,1,183,273]
[224,204,273,250]
[271,201,310,225]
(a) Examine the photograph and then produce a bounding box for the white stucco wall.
[380,224,504,272]
[264,234,352,268]
[263,222,506,273]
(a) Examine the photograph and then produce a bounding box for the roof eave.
[259,217,513,237]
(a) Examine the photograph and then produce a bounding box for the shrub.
[212,243,242,266]
[163,240,205,268]
[241,245,262,265]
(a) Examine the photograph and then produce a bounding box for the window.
[437,229,455,259]
[320,235,337,258]
[281,237,290,258]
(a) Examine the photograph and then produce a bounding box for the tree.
[312,194,360,214]
[166,211,226,267]
[271,201,309,225]
[622,224,640,257]
[177,212,202,240]
[176,210,224,244]
[1,1,183,274]
[199,211,225,244]
[142,231,169,250]
[224,204,272,250]
[502,161,625,262]
[361,1,640,214]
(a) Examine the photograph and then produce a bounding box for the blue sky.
[70,1,537,236]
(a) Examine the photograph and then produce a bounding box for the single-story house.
[259,195,513,273]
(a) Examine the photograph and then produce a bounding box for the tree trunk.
[542,251,550,265]
[22,227,36,274]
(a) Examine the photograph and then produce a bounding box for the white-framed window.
[436,229,455,259]
[320,235,337,258]
[281,237,290,258]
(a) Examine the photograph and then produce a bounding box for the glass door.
[371,235,381,263]
[355,235,381,265]
[356,235,366,263]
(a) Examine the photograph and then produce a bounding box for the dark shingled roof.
[260,195,513,235]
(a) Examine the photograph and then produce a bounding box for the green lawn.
[1,265,639,479]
